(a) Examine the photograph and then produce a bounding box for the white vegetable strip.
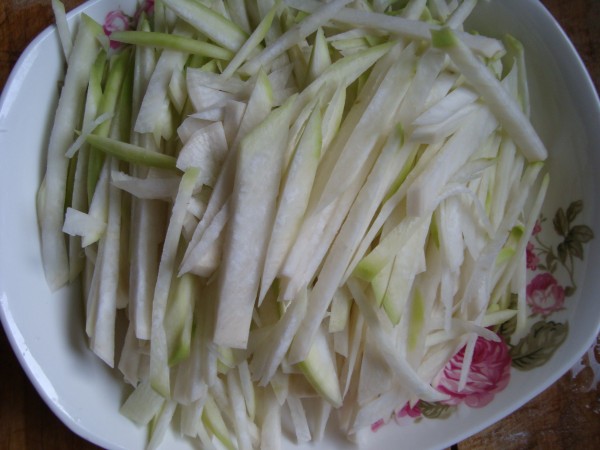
[176,121,229,186]
[51,0,72,61]
[65,113,113,158]
[82,156,110,247]
[300,40,401,216]
[120,379,165,426]
[129,189,165,339]
[346,279,449,402]
[222,1,278,78]
[306,27,331,84]
[395,49,446,125]
[227,369,253,450]
[41,15,101,290]
[285,0,505,58]
[292,41,393,120]
[68,50,105,281]
[287,130,414,357]
[179,199,229,276]
[162,0,248,51]
[412,86,479,127]
[214,97,296,348]
[279,199,337,295]
[187,85,237,113]
[117,323,144,386]
[250,287,308,386]
[180,71,272,270]
[111,171,180,200]
[430,0,452,21]
[187,68,247,94]
[180,107,270,282]
[410,103,481,144]
[494,173,550,324]
[329,286,353,334]
[239,361,256,420]
[281,151,377,302]
[311,399,331,441]
[241,0,353,75]
[406,107,498,217]
[134,43,190,135]
[259,387,282,450]
[226,0,252,33]
[432,27,547,162]
[260,106,322,302]
[89,158,122,367]
[62,208,106,246]
[381,218,431,325]
[401,0,428,19]
[150,168,200,397]
[318,87,345,156]
[147,400,177,450]
[314,44,415,211]
[286,395,312,443]
[179,396,207,437]
[447,0,478,28]
[173,316,208,404]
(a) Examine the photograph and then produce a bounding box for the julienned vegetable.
[39,0,549,448]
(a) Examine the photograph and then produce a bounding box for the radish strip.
[150,168,200,397]
[431,27,547,161]
[89,158,122,367]
[110,30,234,60]
[285,0,505,57]
[162,0,248,51]
[41,15,101,290]
[222,1,278,78]
[51,0,73,61]
[241,0,353,75]
[214,97,296,348]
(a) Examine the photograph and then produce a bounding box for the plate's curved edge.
[0,294,123,450]
[441,0,600,444]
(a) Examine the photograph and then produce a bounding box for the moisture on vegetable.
[39,0,549,448]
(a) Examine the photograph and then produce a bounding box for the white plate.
[1,0,599,449]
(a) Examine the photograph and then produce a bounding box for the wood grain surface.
[0,1,598,449]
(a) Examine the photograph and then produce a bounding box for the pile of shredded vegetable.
[39,0,549,448]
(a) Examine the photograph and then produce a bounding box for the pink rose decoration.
[392,401,422,426]
[103,10,131,48]
[532,220,542,236]
[436,336,511,408]
[526,242,539,270]
[396,402,421,418]
[526,272,565,316]
[371,418,385,432]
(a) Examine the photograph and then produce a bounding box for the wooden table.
[1,1,598,449]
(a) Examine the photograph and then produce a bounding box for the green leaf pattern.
[510,321,569,370]
[417,401,456,419]
[510,200,593,371]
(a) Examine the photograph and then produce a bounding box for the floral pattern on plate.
[382,200,594,426]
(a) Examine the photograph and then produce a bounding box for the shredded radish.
[39,1,550,448]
